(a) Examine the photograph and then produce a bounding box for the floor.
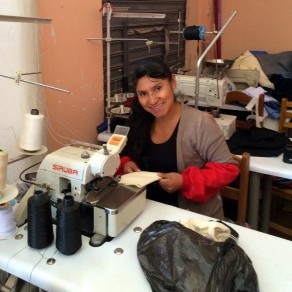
[223,197,292,241]
[269,197,292,241]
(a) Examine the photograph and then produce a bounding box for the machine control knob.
[81,151,90,159]
[102,144,109,155]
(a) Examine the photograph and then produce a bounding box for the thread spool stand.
[87,3,167,134]
[169,11,237,109]
[194,11,237,109]
[0,149,18,206]
[0,149,18,240]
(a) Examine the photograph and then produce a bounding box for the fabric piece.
[255,51,292,79]
[231,50,274,89]
[119,171,160,188]
[242,86,266,98]
[227,127,291,157]
[179,218,231,242]
[264,100,281,119]
[269,74,292,100]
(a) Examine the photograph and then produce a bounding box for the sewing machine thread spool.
[27,190,54,249]
[0,205,17,240]
[19,109,44,152]
[183,25,206,40]
[56,195,82,255]
[0,149,8,198]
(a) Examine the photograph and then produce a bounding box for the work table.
[1,200,292,291]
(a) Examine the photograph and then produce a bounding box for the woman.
[117,58,239,219]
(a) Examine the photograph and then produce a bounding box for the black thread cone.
[56,195,82,255]
[27,190,54,249]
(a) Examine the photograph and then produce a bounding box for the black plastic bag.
[137,220,259,292]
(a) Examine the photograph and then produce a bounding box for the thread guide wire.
[0,73,71,94]
[0,14,70,93]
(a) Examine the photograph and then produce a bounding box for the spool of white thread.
[19,109,44,152]
[0,149,8,199]
[0,205,17,240]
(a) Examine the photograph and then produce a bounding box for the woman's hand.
[158,172,183,193]
[123,161,141,173]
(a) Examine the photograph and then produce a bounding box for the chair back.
[225,91,264,128]
[221,152,250,225]
[278,97,292,132]
[271,97,292,239]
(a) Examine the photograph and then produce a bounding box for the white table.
[1,200,292,292]
[248,153,292,231]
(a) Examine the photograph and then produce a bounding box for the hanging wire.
[18,162,41,184]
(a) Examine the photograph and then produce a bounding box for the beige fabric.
[119,171,160,188]
[231,50,275,89]
[180,217,231,242]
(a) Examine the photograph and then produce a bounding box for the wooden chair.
[278,97,292,132]
[221,152,250,225]
[225,91,265,128]
[270,97,292,238]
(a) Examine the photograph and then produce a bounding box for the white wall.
[0,0,45,183]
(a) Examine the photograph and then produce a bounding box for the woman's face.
[135,75,176,118]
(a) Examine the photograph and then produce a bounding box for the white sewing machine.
[175,74,235,107]
[175,74,237,140]
[16,130,146,246]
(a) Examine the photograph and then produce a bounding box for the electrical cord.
[18,162,41,185]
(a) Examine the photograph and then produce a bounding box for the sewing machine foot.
[89,233,107,247]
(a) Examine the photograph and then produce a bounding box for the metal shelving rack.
[88,3,167,133]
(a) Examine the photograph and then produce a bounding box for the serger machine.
[17,130,146,246]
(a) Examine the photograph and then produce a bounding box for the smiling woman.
[116,58,239,219]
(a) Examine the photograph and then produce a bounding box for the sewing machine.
[175,74,237,140]
[174,74,235,107]
[16,131,146,246]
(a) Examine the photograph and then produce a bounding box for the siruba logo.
[52,164,78,175]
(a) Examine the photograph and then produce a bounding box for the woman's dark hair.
[132,58,173,88]
[123,58,173,164]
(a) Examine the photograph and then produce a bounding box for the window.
[101,0,186,95]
